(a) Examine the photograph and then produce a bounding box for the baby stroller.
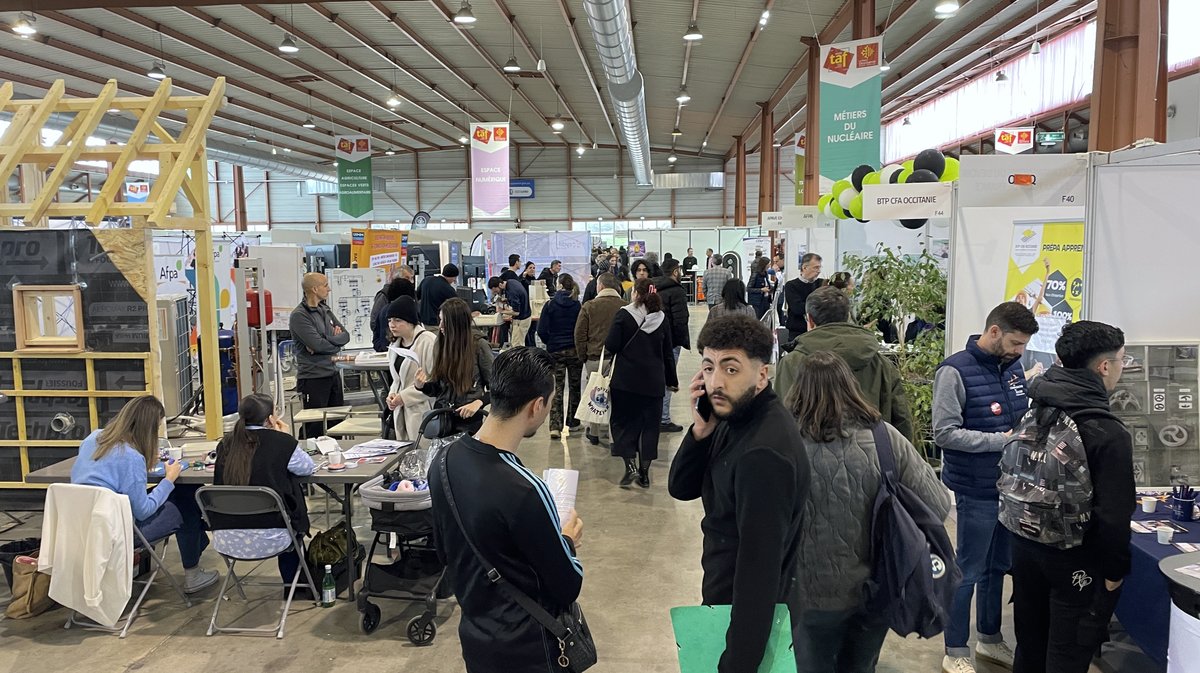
[355,407,462,643]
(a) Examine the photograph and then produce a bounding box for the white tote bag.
[574,347,613,425]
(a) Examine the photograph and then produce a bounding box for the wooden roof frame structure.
[0,77,228,440]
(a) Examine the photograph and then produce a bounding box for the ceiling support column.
[734,135,747,227]
[1089,0,1168,151]
[801,38,821,206]
[852,0,876,40]
[233,164,247,232]
[757,103,774,220]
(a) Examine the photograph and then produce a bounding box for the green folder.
[670,604,795,673]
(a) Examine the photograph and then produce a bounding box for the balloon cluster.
[816,149,961,229]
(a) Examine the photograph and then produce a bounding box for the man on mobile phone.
[668,314,811,672]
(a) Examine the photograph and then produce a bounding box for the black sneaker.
[660,422,684,433]
[567,418,582,429]
[585,433,600,445]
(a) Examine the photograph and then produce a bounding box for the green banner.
[335,135,374,218]
[818,38,882,191]
[794,132,806,205]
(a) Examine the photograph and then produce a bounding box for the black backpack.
[863,423,960,638]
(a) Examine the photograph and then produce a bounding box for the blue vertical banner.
[818,37,883,192]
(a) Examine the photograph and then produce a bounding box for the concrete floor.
[0,306,1155,673]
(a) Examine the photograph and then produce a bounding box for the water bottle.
[321,564,336,607]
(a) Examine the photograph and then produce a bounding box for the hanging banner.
[862,182,953,220]
[1004,220,1085,371]
[818,38,883,192]
[995,127,1034,155]
[335,135,374,218]
[793,132,806,206]
[471,122,511,219]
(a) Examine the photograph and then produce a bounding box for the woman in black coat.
[536,275,583,439]
[604,277,678,488]
[747,257,772,320]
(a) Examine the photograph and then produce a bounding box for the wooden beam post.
[802,38,821,205]
[757,102,774,222]
[853,0,877,40]
[1089,0,1168,151]
[734,136,747,227]
[232,164,247,232]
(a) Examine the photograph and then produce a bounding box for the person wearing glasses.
[289,272,350,438]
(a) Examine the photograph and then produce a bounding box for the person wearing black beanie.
[384,296,437,441]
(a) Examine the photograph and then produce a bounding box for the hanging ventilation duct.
[652,172,725,191]
[582,0,653,187]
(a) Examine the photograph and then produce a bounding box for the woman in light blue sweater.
[71,395,218,593]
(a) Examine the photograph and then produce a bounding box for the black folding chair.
[194,486,318,639]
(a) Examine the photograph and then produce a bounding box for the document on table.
[1176,564,1200,581]
[542,468,579,523]
[344,438,409,460]
[1175,543,1200,554]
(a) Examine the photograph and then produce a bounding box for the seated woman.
[213,393,315,587]
[417,297,493,437]
[71,395,218,593]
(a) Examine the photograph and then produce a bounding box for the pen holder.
[1172,496,1195,522]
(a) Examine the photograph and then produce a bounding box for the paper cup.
[167,447,183,462]
[1143,496,1158,513]
[1158,526,1175,545]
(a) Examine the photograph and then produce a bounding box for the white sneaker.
[183,568,219,594]
[941,655,976,673]
[975,640,1015,669]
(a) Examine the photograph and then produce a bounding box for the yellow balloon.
[940,157,961,182]
[830,200,848,219]
[831,179,853,199]
[849,193,864,220]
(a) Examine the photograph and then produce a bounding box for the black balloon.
[907,168,940,183]
[914,149,945,177]
[888,169,904,184]
[851,164,875,192]
[900,218,928,229]
[856,218,869,223]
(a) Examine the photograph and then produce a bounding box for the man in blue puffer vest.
[934,302,1039,673]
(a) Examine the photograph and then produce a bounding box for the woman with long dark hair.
[785,351,949,673]
[705,277,756,326]
[418,297,494,435]
[213,393,315,585]
[536,274,583,439]
[71,395,218,592]
[747,256,772,319]
[605,277,678,488]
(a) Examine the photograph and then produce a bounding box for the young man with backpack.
[933,302,1039,673]
[1000,321,1134,673]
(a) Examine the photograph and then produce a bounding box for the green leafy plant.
[842,246,948,462]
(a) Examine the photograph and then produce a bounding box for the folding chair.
[43,484,192,639]
[194,485,319,639]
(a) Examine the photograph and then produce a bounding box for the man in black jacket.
[429,347,585,673]
[417,264,459,329]
[538,259,561,294]
[500,254,521,282]
[1010,321,1134,673]
[668,314,810,673]
[782,253,825,343]
[654,258,691,432]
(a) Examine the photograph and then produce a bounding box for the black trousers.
[609,391,662,462]
[297,375,344,439]
[1011,537,1122,673]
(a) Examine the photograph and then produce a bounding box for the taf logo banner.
[335,135,374,218]
[470,123,510,219]
[994,127,1035,154]
[818,38,883,192]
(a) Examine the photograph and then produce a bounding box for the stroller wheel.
[359,602,381,635]
[407,616,436,645]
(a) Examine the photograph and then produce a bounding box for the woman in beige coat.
[384,296,438,441]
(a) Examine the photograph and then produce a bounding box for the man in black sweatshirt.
[782,252,825,343]
[1009,320,1135,673]
[668,314,811,673]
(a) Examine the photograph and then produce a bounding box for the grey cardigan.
[289,301,350,379]
[795,422,951,612]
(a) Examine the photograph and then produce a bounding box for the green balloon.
[902,159,915,172]
[817,194,834,214]
[940,157,961,182]
[897,168,914,184]
[862,171,881,186]
[849,193,864,220]
[831,179,853,199]
[830,199,848,219]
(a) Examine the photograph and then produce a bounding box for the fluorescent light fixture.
[453,1,476,24]
[758,16,768,27]
[386,92,402,108]
[671,127,683,137]
[934,1,960,13]
[1030,40,1041,55]
[576,145,586,156]
[302,116,317,129]
[550,117,566,131]
[385,149,396,156]
[147,62,167,80]
[246,131,259,144]
[12,13,36,36]
[995,71,1008,82]
[282,147,291,152]
[459,135,469,144]
[683,21,702,41]
[760,10,770,20]
[278,34,299,54]
[675,87,691,104]
[503,57,521,73]
[667,153,678,163]
[772,141,782,147]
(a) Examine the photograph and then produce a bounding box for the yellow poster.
[351,229,403,275]
[1005,220,1085,366]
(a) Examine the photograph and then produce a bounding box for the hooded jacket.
[1023,366,1135,581]
[536,290,581,354]
[574,288,626,361]
[668,386,811,673]
[605,303,677,395]
[774,322,915,442]
[653,274,691,349]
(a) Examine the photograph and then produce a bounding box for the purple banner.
[471,122,511,219]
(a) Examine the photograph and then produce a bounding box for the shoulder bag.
[438,450,596,672]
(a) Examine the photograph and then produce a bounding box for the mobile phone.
[696,385,713,422]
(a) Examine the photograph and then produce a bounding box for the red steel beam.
[3,0,298,8]
[1089,0,1167,150]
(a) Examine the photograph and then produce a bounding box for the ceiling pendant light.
[387,91,403,108]
[503,57,521,73]
[576,144,586,157]
[667,153,678,163]
[671,127,683,137]
[282,147,291,153]
[1030,40,1042,55]
[675,87,691,104]
[934,1,960,14]
[459,134,470,144]
[503,23,521,73]
[271,146,278,155]
[11,13,36,36]
[247,131,259,144]
[995,70,1008,83]
[278,34,299,54]
[550,117,565,132]
[147,62,167,80]
[385,149,396,156]
[683,21,702,41]
[302,116,317,129]
[453,1,476,24]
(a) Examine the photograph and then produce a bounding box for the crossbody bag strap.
[437,450,569,639]
[871,422,897,482]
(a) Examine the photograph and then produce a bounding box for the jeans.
[1011,538,1120,673]
[297,375,345,439]
[137,484,209,569]
[549,349,582,431]
[794,609,890,673]
[581,359,612,442]
[945,493,1011,656]
[661,346,682,423]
